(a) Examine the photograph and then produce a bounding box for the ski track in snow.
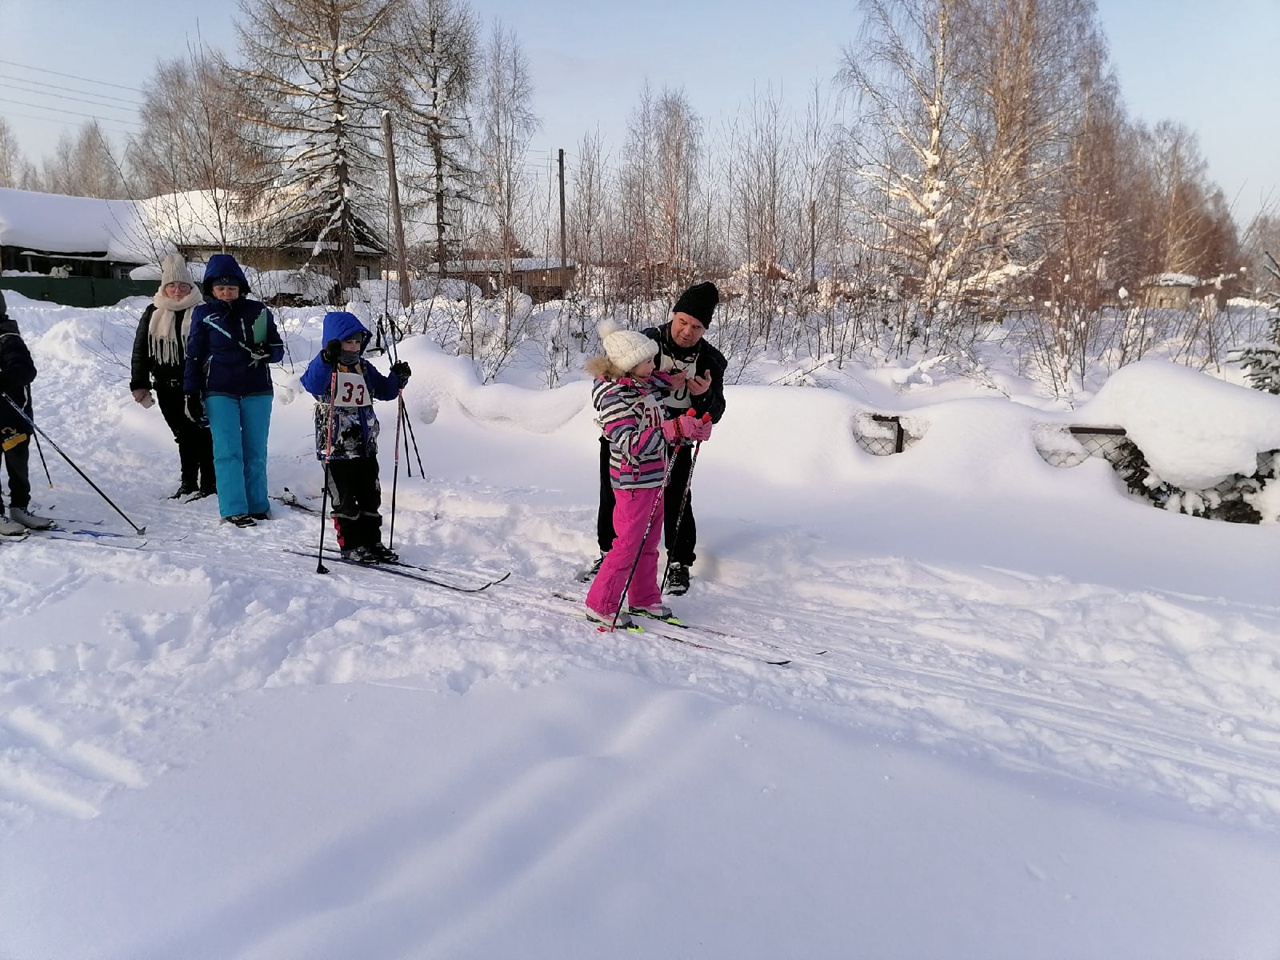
[4,475,1280,833]
[3,299,1279,837]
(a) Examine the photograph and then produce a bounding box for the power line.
[0,71,140,109]
[0,106,137,135]
[0,57,145,94]
[0,79,140,116]
[0,96,142,129]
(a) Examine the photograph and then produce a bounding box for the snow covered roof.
[0,187,351,266]
[0,186,158,264]
[1139,272,1200,287]
[446,257,575,271]
[135,190,260,248]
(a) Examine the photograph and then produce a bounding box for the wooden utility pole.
[557,148,567,276]
[381,111,412,309]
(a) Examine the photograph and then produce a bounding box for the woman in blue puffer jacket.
[182,254,284,527]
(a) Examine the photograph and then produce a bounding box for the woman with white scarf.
[129,253,215,498]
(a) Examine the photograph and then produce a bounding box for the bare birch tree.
[566,128,613,300]
[39,121,128,198]
[1136,120,1239,281]
[127,47,262,249]
[617,84,703,298]
[953,0,1100,291]
[473,20,539,263]
[472,19,539,345]
[841,0,979,347]
[729,85,794,331]
[0,118,26,188]
[842,0,1112,347]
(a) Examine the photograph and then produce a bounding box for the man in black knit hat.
[578,280,727,595]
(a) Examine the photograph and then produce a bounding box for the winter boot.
[367,542,399,563]
[575,553,606,583]
[665,562,691,596]
[629,602,673,620]
[341,544,379,564]
[224,514,257,528]
[0,513,25,537]
[169,482,198,499]
[585,603,633,629]
[9,506,54,530]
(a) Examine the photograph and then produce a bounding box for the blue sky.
[2,0,1275,221]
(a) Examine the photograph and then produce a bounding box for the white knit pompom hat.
[598,318,657,372]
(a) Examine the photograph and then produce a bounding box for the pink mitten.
[661,419,684,444]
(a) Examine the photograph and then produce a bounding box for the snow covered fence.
[853,413,922,456]
[1035,425,1129,468]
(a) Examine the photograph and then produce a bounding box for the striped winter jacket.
[592,374,670,490]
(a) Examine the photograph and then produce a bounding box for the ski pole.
[382,328,424,481]
[401,402,426,476]
[1,393,146,534]
[31,418,52,487]
[609,449,680,630]
[387,392,404,549]
[314,369,339,574]
[661,412,710,592]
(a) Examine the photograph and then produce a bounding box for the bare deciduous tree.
[841,0,979,347]
[127,46,263,250]
[39,121,128,198]
[473,20,539,262]
[616,85,703,298]
[566,128,613,300]
[0,118,28,189]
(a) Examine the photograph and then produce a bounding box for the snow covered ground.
[3,290,1280,959]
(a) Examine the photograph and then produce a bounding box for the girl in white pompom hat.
[582,319,711,629]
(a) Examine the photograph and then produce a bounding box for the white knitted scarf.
[148,286,204,366]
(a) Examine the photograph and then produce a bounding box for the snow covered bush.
[1081,359,1280,523]
[1109,438,1280,524]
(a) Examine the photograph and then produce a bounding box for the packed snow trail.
[5,476,1280,832]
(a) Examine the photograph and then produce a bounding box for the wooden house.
[0,187,386,307]
[443,257,576,303]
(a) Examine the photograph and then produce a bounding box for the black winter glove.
[184,393,206,426]
[321,338,342,364]
[390,361,411,384]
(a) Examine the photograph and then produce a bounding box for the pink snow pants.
[585,486,665,618]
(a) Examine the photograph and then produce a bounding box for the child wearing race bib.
[301,310,411,563]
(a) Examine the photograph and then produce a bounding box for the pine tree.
[386,0,479,273]
[1231,252,1280,393]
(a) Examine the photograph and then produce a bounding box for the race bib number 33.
[334,371,371,407]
